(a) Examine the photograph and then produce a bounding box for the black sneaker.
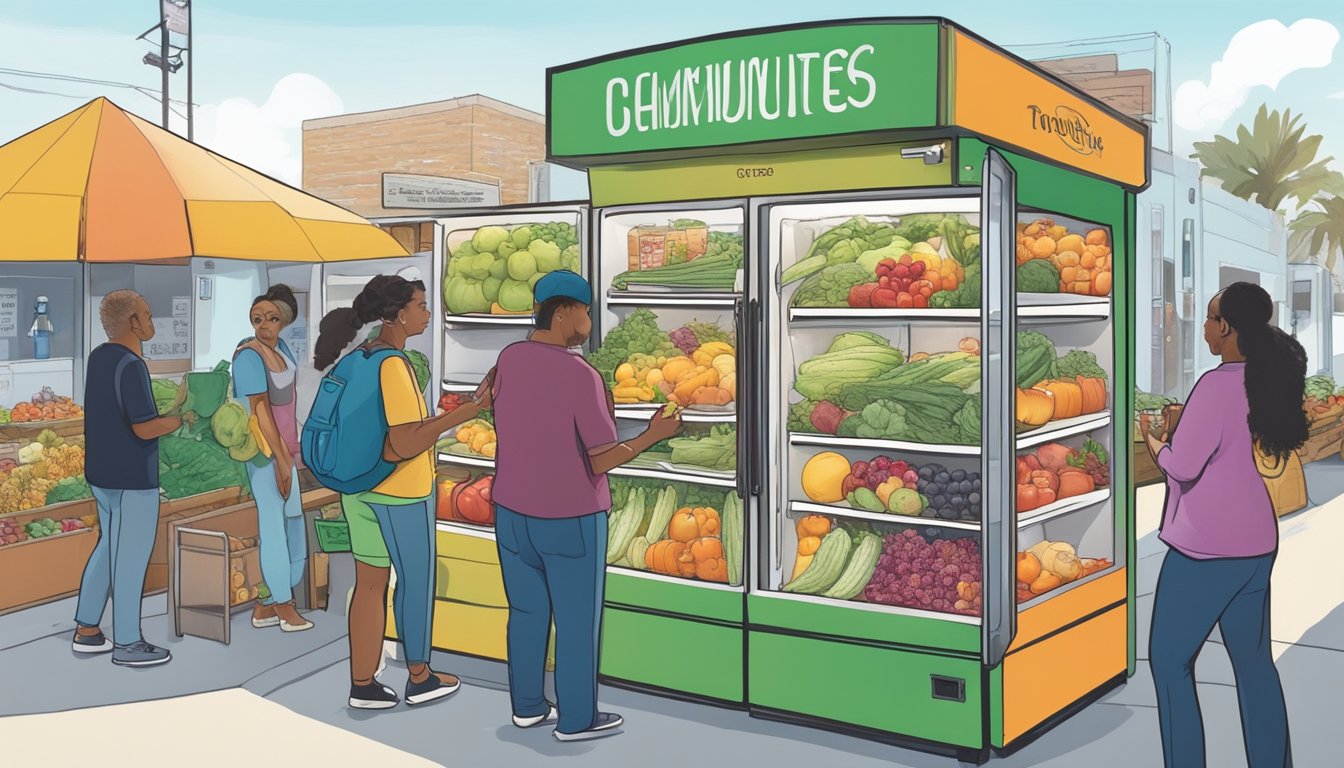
[349,680,399,710]
[405,671,460,706]
[554,712,624,742]
[111,640,171,667]
[72,629,113,655]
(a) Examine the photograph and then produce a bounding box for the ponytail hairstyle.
[312,274,426,370]
[252,283,299,327]
[1218,281,1308,460]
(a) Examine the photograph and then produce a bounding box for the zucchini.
[722,491,744,587]
[783,528,852,594]
[606,489,645,565]
[820,533,882,600]
[645,485,678,541]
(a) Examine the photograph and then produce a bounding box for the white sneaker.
[513,705,558,728]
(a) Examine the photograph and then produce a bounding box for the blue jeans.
[247,460,306,605]
[1150,549,1292,768]
[74,486,160,646]
[367,496,436,665]
[494,505,608,734]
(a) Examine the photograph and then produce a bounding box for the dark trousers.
[1150,548,1292,768]
[494,505,607,734]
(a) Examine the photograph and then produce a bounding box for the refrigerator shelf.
[615,405,738,423]
[435,520,497,540]
[1017,301,1111,320]
[442,314,534,327]
[790,501,980,531]
[758,590,981,625]
[1016,489,1111,527]
[606,566,743,592]
[1016,413,1112,450]
[440,380,482,393]
[790,432,981,456]
[610,465,737,489]
[436,452,496,470]
[788,307,980,322]
[607,290,739,308]
[1016,562,1119,611]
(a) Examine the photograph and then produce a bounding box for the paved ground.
[2,464,1341,767]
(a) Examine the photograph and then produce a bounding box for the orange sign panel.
[951,30,1148,188]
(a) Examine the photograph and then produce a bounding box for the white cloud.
[195,73,342,185]
[1174,19,1339,131]
[1330,90,1344,99]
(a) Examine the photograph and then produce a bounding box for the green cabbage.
[508,250,538,281]
[1017,259,1060,293]
[210,402,250,449]
[152,378,180,415]
[405,350,431,393]
[499,279,533,312]
[471,226,509,253]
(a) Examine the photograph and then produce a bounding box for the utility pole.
[186,1,193,140]
[160,14,169,129]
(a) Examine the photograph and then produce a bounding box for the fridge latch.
[930,675,966,703]
[900,144,945,165]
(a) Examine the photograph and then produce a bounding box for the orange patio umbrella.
[0,97,409,263]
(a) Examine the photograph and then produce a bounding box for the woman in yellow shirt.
[313,275,489,710]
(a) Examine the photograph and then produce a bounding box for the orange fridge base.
[1001,568,1128,745]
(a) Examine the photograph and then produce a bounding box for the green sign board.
[548,22,940,159]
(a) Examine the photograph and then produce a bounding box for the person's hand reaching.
[645,407,682,441]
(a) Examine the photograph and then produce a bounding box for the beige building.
[302,94,547,250]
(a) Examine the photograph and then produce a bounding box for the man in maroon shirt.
[486,271,679,741]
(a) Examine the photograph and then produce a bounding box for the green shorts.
[341,491,427,568]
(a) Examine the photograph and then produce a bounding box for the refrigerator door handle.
[734,296,749,503]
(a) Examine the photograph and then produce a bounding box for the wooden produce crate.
[1300,420,1344,464]
[0,498,99,614]
[0,417,85,443]
[146,486,249,593]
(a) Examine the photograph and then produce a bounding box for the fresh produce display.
[630,424,736,473]
[158,419,249,500]
[604,479,742,585]
[0,518,30,545]
[446,474,494,526]
[7,388,83,422]
[1134,388,1174,413]
[1015,440,1110,514]
[0,431,86,513]
[612,230,744,290]
[864,528,982,616]
[230,557,261,607]
[0,405,10,425]
[783,214,979,309]
[1016,540,1113,602]
[1016,217,1113,297]
[436,420,497,459]
[590,309,737,408]
[801,451,983,522]
[1014,333,1108,429]
[443,222,581,315]
[791,335,982,446]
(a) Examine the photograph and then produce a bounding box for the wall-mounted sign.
[0,288,17,337]
[147,317,191,360]
[382,173,501,209]
[548,22,938,158]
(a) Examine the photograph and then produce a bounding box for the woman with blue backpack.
[308,275,489,710]
[232,284,312,633]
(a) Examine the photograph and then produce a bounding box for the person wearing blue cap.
[481,270,681,741]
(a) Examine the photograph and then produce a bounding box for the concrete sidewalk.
[2,476,1340,767]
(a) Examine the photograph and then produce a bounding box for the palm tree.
[1192,104,1344,212]
[1290,195,1344,274]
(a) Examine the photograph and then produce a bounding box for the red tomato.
[893,263,910,280]
[913,293,929,309]
[896,292,915,308]
[872,288,899,308]
[910,261,926,277]
[898,254,913,266]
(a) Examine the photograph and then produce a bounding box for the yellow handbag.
[1254,444,1307,518]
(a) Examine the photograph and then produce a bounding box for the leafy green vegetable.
[855,400,908,439]
[1056,350,1108,381]
[1305,375,1335,402]
[893,214,946,244]
[210,402,250,449]
[669,219,707,230]
[668,425,736,471]
[1017,259,1060,293]
[1068,437,1109,468]
[46,475,92,505]
[158,434,249,500]
[780,216,899,285]
[791,263,872,308]
[787,400,817,432]
[404,350,431,393]
[685,320,733,346]
[152,378,180,415]
[587,308,677,384]
[955,399,981,444]
[1134,388,1174,412]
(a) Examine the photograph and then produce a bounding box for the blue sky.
[3,1,1344,201]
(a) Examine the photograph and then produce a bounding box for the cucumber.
[645,485,678,541]
[820,533,882,600]
[783,529,852,594]
[722,491,744,587]
[606,489,645,564]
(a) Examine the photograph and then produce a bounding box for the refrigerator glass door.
[980,149,1017,666]
[759,192,988,623]
[590,202,750,588]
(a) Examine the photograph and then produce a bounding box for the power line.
[0,80,90,99]
[0,66,198,107]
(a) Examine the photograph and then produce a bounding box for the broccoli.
[792,263,871,308]
[1017,259,1060,293]
[893,214,947,244]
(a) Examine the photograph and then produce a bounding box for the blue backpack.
[302,343,408,494]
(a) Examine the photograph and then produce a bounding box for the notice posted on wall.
[0,287,18,337]
[147,316,191,359]
[172,296,190,318]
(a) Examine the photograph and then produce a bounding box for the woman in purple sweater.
[1145,281,1305,768]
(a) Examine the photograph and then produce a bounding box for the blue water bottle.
[30,296,53,360]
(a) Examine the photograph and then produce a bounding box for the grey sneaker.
[513,703,558,728]
[111,641,171,667]
[72,629,113,654]
[554,712,624,742]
